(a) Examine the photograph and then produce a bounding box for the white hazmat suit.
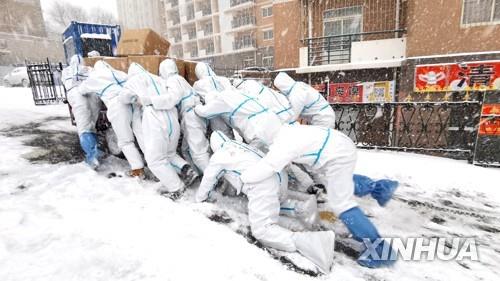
[241,124,357,215]
[123,63,188,192]
[77,61,145,171]
[194,88,282,149]
[234,79,295,124]
[196,131,335,273]
[61,55,101,167]
[274,72,335,127]
[159,59,210,172]
[192,62,233,137]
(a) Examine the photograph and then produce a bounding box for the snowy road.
[0,87,499,281]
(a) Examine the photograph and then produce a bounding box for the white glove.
[138,95,152,106]
[119,90,138,104]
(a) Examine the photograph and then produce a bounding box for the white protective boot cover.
[293,231,336,274]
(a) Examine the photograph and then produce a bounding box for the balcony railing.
[231,16,256,29]
[230,0,255,8]
[233,38,256,50]
[188,30,197,40]
[168,0,178,7]
[305,29,405,66]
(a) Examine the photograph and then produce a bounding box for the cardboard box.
[175,59,186,78]
[83,56,129,72]
[184,60,198,86]
[117,29,170,56]
[103,57,129,72]
[83,56,105,67]
[128,55,167,75]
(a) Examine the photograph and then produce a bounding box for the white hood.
[232,78,245,89]
[69,54,85,78]
[195,62,216,79]
[159,59,179,79]
[238,79,263,96]
[127,62,145,77]
[210,130,230,152]
[274,72,296,95]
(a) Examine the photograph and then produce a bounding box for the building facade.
[116,0,166,35]
[0,0,63,66]
[164,0,278,74]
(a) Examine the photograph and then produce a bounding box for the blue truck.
[62,21,121,63]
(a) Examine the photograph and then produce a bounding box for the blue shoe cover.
[372,180,399,207]
[339,207,397,268]
[80,132,99,167]
[353,174,375,197]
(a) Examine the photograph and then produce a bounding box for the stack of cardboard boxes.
[83,28,198,85]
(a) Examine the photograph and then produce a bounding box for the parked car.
[3,67,29,87]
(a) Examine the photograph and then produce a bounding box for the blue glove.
[79,132,101,168]
[339,207,396,268]
[353,174,398,207]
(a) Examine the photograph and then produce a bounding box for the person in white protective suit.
[273,72,336,127]
[76,61,145,177]
[233,79,295,124]
[192,62,234,137]
[61,55,102,168]
[240,124,398,268]
[231,78,317,192]
[196,131,336,274]
[122,63,198,196]
[194,86,283,150]
[159,59,210,172]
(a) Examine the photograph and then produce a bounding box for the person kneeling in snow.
[61,55,101,168]
[122,63,198,198]
[195,131,336,274]
[240,124,398,268]
[76,61,145,177]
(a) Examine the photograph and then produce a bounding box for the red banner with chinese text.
[415,61,500,92]
[328,83,363,103]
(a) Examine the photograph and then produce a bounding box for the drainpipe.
[308,1,313,39]
[395,0,401,38]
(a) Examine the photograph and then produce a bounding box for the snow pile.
[0,87,499,281]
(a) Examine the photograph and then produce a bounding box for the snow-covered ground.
[0,87,499,281]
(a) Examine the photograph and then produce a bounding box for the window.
[263,29,274,40]
[243,56,255,67]
[262,56,274,68]
[323,6,363,37]
[462,0,500,25]
[262,6,273,17]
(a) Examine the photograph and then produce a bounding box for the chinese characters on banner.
[327,81,395,103]
[328,83,363,103]
[415,61,500,92]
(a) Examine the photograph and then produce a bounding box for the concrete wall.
[406,0,500,57]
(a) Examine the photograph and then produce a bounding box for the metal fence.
[26,59,66,105]
[332,101,483,161]
[305,30,405,66]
